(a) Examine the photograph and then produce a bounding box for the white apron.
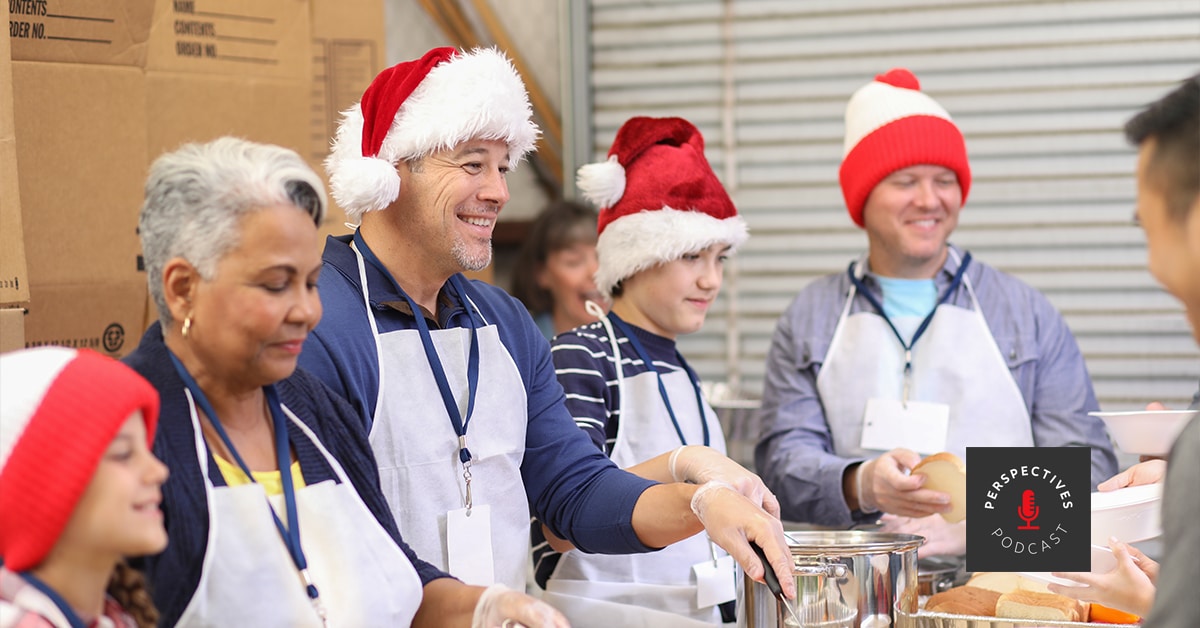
[543,316,731,628]
[174,395,423,627]
[816,252,1032,462]
[354,244,531,590]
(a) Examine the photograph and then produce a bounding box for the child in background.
[511,200,605,339]
[534,117,778,627]
[0,347,168,628]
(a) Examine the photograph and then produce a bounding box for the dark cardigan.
[125,323,448,627]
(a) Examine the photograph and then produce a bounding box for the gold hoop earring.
[181,314,193,339]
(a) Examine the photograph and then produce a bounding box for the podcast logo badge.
[966,447,1091,572]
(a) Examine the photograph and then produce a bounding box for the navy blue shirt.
[299,235,657,557]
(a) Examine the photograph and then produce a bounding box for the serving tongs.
[751,541,803,626]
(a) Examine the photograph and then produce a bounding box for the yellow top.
[214,454,306,495]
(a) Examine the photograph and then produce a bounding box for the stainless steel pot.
[738,531,923,628]
[916,557,965,597]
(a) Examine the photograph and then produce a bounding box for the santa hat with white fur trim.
[578,117,748,299]
[0,347,159,571]
[325,46,540,221]
[839,68,971,228]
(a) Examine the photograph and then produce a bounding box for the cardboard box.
[7,0,382,355]
[0,9,29,306]
[0,308,25,354]
[144,0,313,158]
[22,283,144,355]
[309,0,386,236]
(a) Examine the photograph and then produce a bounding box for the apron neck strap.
[166,351,323,608]
[847,251,973,374]
[18,572,89,628]
[609,315,710,447]
[351,229,480,468]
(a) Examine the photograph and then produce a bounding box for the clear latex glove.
[471,583,569,628]
[879,513,966,558]
[669,445,781,517]
[1048,538,1159,617]
[1097,459,1167,491]
[689,480,796,599]
[859,449,952,518]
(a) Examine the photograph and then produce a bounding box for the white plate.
[1018,545,1122,587]
[1089,409,1195,456]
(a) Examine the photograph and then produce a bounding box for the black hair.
[285,180,323,225]
[1124,74,1200,222]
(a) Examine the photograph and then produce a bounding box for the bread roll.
[966,571,1050,594]
[925,586,1000,616]
[912,452,967,522]
[965,571,1020,594]
[995,590,1089,622]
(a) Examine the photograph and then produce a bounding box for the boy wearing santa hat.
[299,47,795,601]
[534,116,777,627]
[755,68,1116,552]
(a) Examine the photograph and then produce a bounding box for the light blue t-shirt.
[875,275,937,320]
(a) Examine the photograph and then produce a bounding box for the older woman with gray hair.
[125,137,566,628]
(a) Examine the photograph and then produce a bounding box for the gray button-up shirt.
[756,244,1118,526]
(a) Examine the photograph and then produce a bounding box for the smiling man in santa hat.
[755,68,1117,555]
[298,46,796,611]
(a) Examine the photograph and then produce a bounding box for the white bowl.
[1090,409,1195,456]
[1091,483,1162,546]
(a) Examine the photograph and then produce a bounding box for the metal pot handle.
[794,563,848,578]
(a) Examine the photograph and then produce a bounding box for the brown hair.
[107,561,159,628]
[510,200,598,315]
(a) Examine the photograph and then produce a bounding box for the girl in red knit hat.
[0,346,168,628]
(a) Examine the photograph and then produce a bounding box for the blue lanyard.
[353,230,481,467]
[19,572,88,628]
[847,251,972,379]
[610,315,710,447]
[167,352,321,606]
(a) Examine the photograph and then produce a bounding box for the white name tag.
[693,554,737,609]
[860,398,950,455]
[447,505,496,586]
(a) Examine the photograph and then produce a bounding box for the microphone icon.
[1017,489,1040,530]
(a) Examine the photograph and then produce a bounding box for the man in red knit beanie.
[756,68,1117,556]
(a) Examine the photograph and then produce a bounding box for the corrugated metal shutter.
[576,0,1200,416]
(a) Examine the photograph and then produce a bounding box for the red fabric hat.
[326,47,540,221]
[838,68,971,227]
[358,47,456,163]
[0,347,159,571]
[577,116,748,298]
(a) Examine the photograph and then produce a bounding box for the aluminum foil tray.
[902,608,1123,628]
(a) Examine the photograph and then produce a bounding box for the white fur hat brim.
[595,207,749,299]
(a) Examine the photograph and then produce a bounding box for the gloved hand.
[471,583,569,628]
[858,449,952,518]
[669,445,781,517]
[1097,459,1166,491]
[1048,538,1158,617]
[689,480,796,599]
[879,513,966,558]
